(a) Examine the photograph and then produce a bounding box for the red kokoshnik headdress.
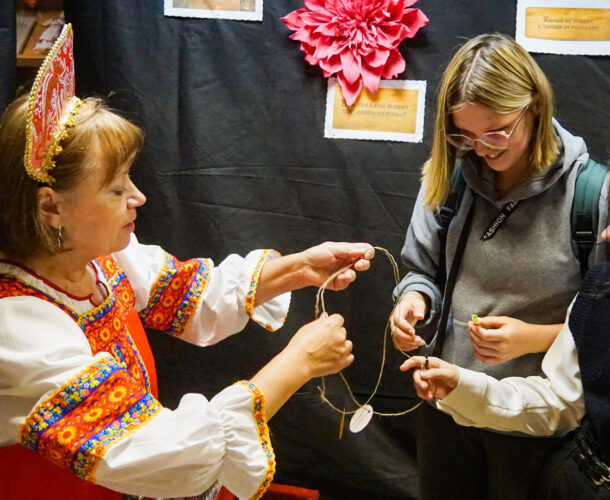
[24,24,82,185]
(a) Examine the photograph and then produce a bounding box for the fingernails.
[365,249,374,259]
[320,312,328,318]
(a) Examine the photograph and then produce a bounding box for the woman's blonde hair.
[0,96,144,259]
[422,33,560,208]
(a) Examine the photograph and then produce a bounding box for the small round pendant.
[349,404,374,433]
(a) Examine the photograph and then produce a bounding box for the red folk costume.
[0,25,289,500]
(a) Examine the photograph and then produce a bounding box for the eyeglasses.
[446,106,529,152]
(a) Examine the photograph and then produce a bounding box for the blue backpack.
[436,157,608,285]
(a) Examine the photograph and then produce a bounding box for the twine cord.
[316,246,423,418]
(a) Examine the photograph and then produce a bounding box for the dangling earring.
[57,226,63,249]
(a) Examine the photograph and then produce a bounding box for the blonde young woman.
[391,33,608,499]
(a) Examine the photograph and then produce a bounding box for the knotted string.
[316,246,423,419]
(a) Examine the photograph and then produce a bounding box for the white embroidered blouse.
[0,234,290,499]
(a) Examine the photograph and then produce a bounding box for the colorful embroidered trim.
[139,252,210,336]
[80,257,152,393]
[244,250,280,331]
[236,380,275,500]
[19,355,161,482]
[1,257,154,396]
[0,273,77,320]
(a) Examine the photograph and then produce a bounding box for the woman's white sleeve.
[113,234,291,345]
[436,320,585,435]
[97,383,274,499]
[0,298,275,499]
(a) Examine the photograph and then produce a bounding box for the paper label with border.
[324,78,426,143]
[164,0,263,21]
[516,0,610,55]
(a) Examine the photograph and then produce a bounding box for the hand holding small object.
[400,356,460,401]
[300,242,375,290]
[468,315,552,364]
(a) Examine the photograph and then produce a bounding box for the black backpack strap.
[436,166,467,286]
[572,158,607,276]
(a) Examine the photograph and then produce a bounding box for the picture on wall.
[164,0,263,21]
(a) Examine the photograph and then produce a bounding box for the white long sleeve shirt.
[0,235,290,499]
[437,314,585,436]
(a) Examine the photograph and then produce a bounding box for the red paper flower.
[281,0,428,106]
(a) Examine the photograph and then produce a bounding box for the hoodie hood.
[459,118,588,206]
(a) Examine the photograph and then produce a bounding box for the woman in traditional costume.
[0,25,374,500]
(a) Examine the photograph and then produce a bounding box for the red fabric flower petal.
[379,23,409,45]
[340,50,362,84]
[365,48,390,69]
[402,9,430,37]
[304,0,328,11]
[337,72,363,107]
[362,60,385,93]
[280,9,308,30]
[319,54,343,75]
[381,48,406,79]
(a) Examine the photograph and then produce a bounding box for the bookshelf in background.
[15,0,64,91]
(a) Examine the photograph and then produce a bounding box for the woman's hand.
[254,242,374,306]
[400,356,460,400]
[285,313,354,378]
[299,242,375,290]
[468,316,561,364]
[390,291,428,351]
[250,313,353,418]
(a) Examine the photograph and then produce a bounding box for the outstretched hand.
[300,242,375,290]
[400,356,460,401]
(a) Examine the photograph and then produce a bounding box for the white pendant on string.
[349,404,374,433]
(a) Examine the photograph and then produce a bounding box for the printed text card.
[516,0,610,55]
[325,79,426,142]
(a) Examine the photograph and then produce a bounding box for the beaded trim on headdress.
[24,24,83,185]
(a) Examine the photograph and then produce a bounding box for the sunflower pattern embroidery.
[19,355,161,481]
[138,251,210,336]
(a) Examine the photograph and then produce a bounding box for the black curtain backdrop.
[0,0,15,111]
[61,2,609,498]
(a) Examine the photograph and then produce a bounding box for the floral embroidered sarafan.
[281,0,428,106]
[0,257,163,481]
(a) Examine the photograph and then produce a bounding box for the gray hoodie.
[397,120,608,379]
